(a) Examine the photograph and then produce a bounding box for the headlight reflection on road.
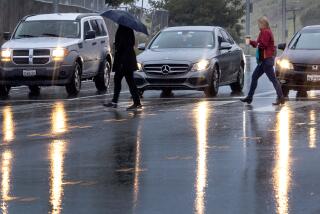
[133,123,142,209]
[274,106,292,214]
[194,102,210,214]
[49,140,66,214]
[2,106,15,143]
[309,110,317,149]
[51,102,68,135]
[1,150,13,214]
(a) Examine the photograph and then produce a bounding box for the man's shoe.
[103,102,117,108]
[240,97,253,104]
[126,104,142,111]
[272,97,286,106]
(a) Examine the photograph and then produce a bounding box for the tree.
[105,0,136,7]
[149,0,244,41]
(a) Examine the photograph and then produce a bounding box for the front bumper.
[134,70,210,91]
[0,62,74,86]
[277,69,320,90]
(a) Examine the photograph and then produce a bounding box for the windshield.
[14,20,80,39]
[150,31,215,49]
[290,30,320,50]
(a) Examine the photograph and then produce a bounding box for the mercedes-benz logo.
[161,65,171,75]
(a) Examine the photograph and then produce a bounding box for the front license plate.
[23,70,37,77]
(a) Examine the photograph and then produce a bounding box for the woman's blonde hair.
[258,16,270,29]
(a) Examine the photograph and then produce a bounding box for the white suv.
[0,13,113,97]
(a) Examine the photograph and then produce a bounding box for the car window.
[150,30,215,49]
[225,31,235,44]
[90,20,101,37]
[83,21,91,36]
[96,19,108,36]
[290,31,320,50]
[220,30,232,44]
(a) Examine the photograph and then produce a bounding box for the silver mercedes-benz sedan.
[134,26,245,97]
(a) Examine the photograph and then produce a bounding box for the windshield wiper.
[41,33,60,37]
[16,34,35,38]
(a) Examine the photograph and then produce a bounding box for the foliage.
[149,0,244,41]
[105,0,136,7]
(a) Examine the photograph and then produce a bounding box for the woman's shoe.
[240,97,253,104]
[272,97,286,106]
[103,102,118,108]
[127,104,142,111]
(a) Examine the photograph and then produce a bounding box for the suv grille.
[144,64,190,76]
[294,64,320,72]
[12,49,51,65]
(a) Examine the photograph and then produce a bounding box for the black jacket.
[113,25,138,72]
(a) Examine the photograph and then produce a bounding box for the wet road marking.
[252,101,318,112]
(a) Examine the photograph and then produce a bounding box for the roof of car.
[25,13,100,21]
[163,26,218,32]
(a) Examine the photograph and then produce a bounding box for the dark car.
[134,26,245,97]
[276,25,320,97]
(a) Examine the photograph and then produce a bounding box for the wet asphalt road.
[1,58,320,214]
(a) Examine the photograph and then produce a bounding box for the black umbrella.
[101,9,149,35]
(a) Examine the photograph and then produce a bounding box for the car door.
[216,29,232,83]
[89,19,103,73]
[81,20,96,78]
[223,30,242,81]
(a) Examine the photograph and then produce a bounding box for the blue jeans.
[248,57,283,99]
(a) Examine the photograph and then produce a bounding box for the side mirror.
[85,30,96,40]
[3,32,11,41]
[138,43,146,51]
[219,42,232,50]
[278,43,286,51]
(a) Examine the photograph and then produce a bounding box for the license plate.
[23,70,36,77]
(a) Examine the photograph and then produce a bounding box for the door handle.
[92,42,97,46]
[101,40,106,44]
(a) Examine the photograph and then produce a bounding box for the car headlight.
[277,59,293,70]
[1,49,11,62]
[52,48,68,61]
[192,60,210,71]
[137,62,143,71]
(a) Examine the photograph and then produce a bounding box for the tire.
[0,85,10,97]
[230,66,244,93]
[28,86,41,96]
[281,85,290,98]
[95,60,111,92]
[66,62,81,96]
[204,66,219,97]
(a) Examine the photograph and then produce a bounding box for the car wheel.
[281,85,290,98]
[204,66,219,97]
[296,90,308,98]
[0,85,11,98]
[66,62,81,96]
[28,86,41,96]
[95,60,111,92]
[230,66,244,93]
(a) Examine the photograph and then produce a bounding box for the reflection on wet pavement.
[194,102,210,214]
[309,110,317,149]
[1,151,13,214]
[2,107,15,143]
[51,102,68,135]
[274,107,291,214]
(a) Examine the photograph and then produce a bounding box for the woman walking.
[241,16,285,105]
[104,25,142,110]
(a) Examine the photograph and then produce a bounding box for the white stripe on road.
[252,101,318,112]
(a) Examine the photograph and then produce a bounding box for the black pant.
[248,57,283,99]
[112,70,141,105]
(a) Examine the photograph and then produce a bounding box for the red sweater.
[250,28,275,59]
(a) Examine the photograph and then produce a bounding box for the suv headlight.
[277,59,293,70]
[192,60,210,71]
[52,48,68,61]
[1,49,11,62]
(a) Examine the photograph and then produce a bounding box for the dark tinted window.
[220,30,232,44]
[96,19,107,36]
[90,20,101,36]
[84,21,91,36]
